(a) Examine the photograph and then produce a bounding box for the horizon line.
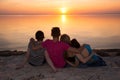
[0,13,120,16]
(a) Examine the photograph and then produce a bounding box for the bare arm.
[23,49,30,65]
[16,49,30,69]
[66,58,79,67]
[44,50,57,72]
[66,60,76,67]
[78,45,85,53]
[67,47,80,54]
[75,48,94,63]
[74,58,80,67]
[29,38,43,50]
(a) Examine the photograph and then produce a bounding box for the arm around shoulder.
[68,47,80,54]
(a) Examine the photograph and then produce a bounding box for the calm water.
[0,15,120,51]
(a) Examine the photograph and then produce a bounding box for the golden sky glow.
[0,0,120,15]
[60,8,67,14]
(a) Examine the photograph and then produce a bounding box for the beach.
[0,49,120,80]
[0,0,120,80]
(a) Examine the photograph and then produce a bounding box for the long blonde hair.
[60,34,71,45]
[60,34,71,59]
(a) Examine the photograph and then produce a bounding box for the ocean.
[0,15,120,51]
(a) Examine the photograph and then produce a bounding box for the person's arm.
[75,48,94,63]
[16,49,30,69]
[29,38,43,50]
[66,59,79,67]
[44,50,57,72]
[67,47,80,54]
[74,58,79,67]
[31,45,42,50]
[78,45,85,53]
[66,60,76,67]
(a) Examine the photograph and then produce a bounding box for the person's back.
[16,30,46,69]
[28,39,45,66]
[28,31,45,66]
[42,39,69,68]
[42,27,70,68]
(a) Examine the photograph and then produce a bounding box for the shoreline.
[0,49,120,57]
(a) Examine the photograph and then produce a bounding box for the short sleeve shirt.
[42,39,70,68]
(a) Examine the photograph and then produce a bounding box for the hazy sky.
[0,0,120,15]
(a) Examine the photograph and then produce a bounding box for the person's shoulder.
[60,41,67,44]
[42,39,52,44]
[60,41,70,46]
[44,39,52,42]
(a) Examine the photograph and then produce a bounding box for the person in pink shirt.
[42,27,93,72]
[42,38,69,68]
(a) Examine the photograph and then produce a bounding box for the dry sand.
[0,52,120,80]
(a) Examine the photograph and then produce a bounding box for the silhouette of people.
[41,27,83,71]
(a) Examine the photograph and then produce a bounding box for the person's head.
[60,34,71,45]
[35,30,44,41]
[71,39,81,48]
[51,27,61,38]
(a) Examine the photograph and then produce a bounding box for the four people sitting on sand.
[17,27,106,72]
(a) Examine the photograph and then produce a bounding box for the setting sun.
[60,8,67,14]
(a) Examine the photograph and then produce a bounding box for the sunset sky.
[0,0,120,15]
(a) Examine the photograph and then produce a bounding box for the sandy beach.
[0,49,120,80]
[0,0,120,80]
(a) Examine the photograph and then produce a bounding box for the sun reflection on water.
[61,15,66,23]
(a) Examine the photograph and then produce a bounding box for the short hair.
[51,27,61,37]
[35,30,44,41]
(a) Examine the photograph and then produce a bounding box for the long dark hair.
[71,39,81,48]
